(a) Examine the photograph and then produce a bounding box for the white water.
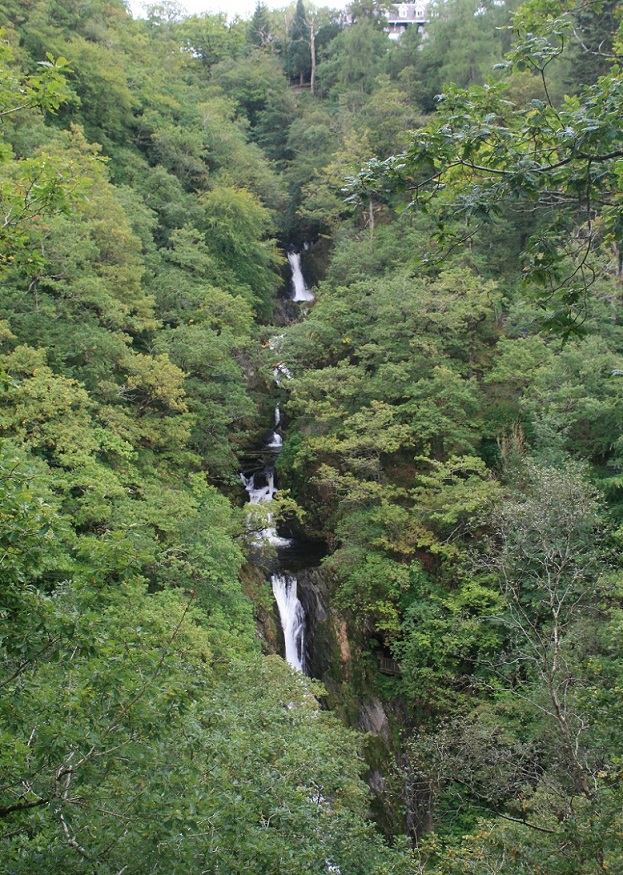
[267,405,282,447]
[241,469,276,505]
[270,334,293,386]
[271,574,306,672]
[241,470,291,547]
[273,363,293,386]
[239,248,313,672]
[287,250,314,302]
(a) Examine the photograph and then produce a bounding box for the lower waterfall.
[287,248,314,302]
[271,574,306,673]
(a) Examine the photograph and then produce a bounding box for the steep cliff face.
[297,566,338,680]
[238,246,407,836]
[294,565,405,836]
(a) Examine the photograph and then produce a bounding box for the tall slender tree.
[286,0,311,86]
[247,1,273,49]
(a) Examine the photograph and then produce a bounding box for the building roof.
[387,3,429,24]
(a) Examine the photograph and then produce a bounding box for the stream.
[241,247,389,868]
[241,245,315,673]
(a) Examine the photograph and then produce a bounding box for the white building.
[386,3,429,40]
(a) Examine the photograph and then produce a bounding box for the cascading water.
[287,249,315,302]
[241,469,290,547]
[273,363,293,385]
[267,407,282,448]
[271,574,306,673]
[240,248,316,673]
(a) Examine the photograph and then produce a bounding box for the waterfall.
[241,469,276,504]
[273,363,293,386]
[271,574,306,672]
[241,462,307,669]
[267,403,283,447]
[241,470,291,547]
[240,246,318,673]
[287,250,314,302]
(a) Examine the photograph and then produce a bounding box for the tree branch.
[0,797,49,818]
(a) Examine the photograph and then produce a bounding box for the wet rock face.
[295,566,351,682]
[359,698,392,744]
[293,568,329,679]
[285,567,406,837]
[368,769,388,796]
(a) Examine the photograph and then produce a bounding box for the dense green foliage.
[1,0,622,872]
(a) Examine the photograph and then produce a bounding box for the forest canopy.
[1,0,622,872]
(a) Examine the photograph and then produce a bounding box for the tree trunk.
[310,21,316,96]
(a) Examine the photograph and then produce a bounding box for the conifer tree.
[247,2,273,49]
[286,0,311,86]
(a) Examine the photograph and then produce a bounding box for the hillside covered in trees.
[1,0,622,872]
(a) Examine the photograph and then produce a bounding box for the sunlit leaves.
[0,36,72,119]
[348,2,623,335]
